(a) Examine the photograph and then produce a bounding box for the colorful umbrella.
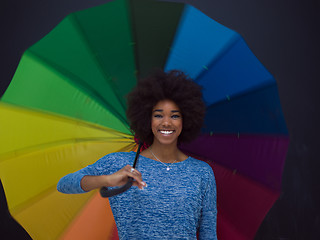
[0,0,289,239]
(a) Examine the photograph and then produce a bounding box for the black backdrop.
[1,0,319,239]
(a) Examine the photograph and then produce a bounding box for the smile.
[159,130,174,135]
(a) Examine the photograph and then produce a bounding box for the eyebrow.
[153,109,180,113]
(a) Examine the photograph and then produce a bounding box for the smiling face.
[151,99,183,146]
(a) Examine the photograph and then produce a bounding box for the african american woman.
[57,69,218,239]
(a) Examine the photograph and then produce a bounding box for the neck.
[149,141,179,163]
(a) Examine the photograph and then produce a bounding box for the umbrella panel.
[130,0,184,78]
[60,193,117,240]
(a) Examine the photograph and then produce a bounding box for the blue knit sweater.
[57,152,217,239]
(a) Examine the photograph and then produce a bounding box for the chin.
[153,137,178,146]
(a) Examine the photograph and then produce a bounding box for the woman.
[57,69,217,239]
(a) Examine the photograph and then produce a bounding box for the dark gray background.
[1,0,319,239]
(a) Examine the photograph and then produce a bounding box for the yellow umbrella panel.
[0,102,134,239]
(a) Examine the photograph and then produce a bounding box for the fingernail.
[142,181,146,186]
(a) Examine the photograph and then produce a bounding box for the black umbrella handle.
[100,178,133,198]
[100,142,143,198]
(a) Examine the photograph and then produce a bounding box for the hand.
[107,165,146,190]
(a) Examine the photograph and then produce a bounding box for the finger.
[123,165,144,187]
[125,165,141,176]
[124,165,133,171]
[132,181,147,189]
[132,182,143,190]
[130,168,142,176]
[127,172,146,187]
[133,169,142,175]
[127,172,142,182]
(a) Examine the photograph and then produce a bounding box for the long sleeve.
[198,167,218,239]
[57,152,124,194]
[57,160,103,194]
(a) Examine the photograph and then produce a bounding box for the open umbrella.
[0,0,289,239]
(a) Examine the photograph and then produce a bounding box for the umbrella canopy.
[0,0,289,239]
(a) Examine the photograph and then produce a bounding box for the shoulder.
[187,157,216,181]
[93,151,135,169]
[187,157,214,172]
[99,151,135,161]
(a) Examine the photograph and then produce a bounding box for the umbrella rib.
[128,1,184,78]
[194,33,241,82]
[69,14,130,116]
[9,184,95,221]
[1,101,132,136]
[0,137,135,163]
[8,144,138,217]
[127,0,140,78]
[27,50,130,131]
[182,149,282,193]
[205,80,276,109]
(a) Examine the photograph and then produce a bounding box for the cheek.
[151,118,155,127]
[151,118,158,132]
[176,119,183,132]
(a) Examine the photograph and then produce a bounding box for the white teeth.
[160,130,174,135]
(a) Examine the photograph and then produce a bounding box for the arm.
[80,165,146,192]
[198,168,218,239]
[57,154,145,194]
[80,175,109,192]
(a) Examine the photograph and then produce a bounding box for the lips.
[159,130,175,135]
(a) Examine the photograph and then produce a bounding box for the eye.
[171,114,181,119]
[153,114,163,118]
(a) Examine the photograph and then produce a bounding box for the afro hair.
[126,69,206,145]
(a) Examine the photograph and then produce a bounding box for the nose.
[161,116,171,127]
